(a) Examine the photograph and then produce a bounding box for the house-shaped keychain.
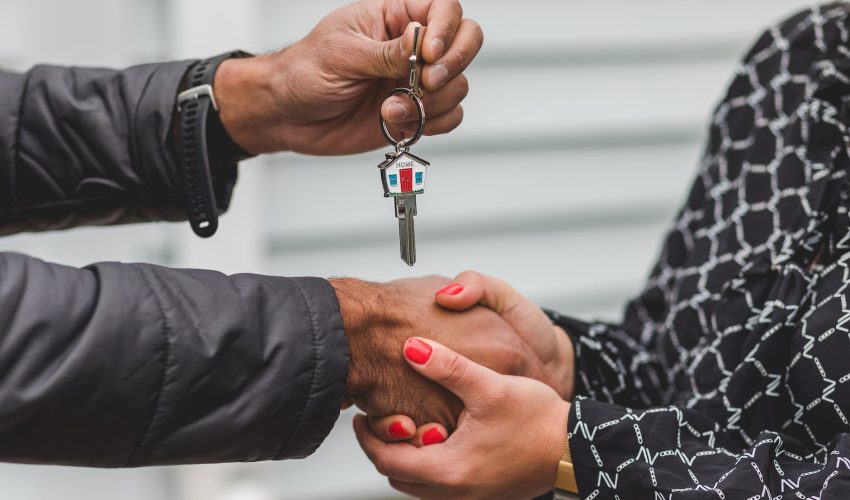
[378,151,429,198]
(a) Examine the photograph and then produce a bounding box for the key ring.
[380,25,426,152]
[380,88,426,152]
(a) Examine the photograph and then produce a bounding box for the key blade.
[398,214,416,266]
[395,195,417,266]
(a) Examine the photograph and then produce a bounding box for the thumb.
[363,22,422,79]
[403,337,502,407]
[433,279,480,311]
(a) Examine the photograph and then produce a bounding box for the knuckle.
[446,107,464,132]
[452,47,469,72]
[502,347,526,375]
[456,75,470,100]
[380,42,401,76]
[470,20,485,45]
[432,108,463,135]
[451,0,464,19]
[454,104,465,121]
[441,353,469,387]
[501,299,523,323]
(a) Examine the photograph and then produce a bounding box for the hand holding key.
[213,0,482,156]
[379,25,430,266]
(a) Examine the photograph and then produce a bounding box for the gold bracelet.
[554,435,578,493]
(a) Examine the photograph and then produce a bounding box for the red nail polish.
[436,282,464,296]
[422,428,446,445]
[404,338,433,364]
[388,422,409,439]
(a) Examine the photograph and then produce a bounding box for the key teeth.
[397,200,416,266]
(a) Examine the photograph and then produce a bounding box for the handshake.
[332,271,575,498]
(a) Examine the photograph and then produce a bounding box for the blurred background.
[0,0,813,498]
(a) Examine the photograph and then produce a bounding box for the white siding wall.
[0,1,814,498]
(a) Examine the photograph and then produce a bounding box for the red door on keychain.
[400,168,413,193]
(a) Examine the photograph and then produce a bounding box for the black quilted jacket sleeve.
[0,61,237,233]
[0,63,350,466]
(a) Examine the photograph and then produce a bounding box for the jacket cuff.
[274,277,350,458]
[0,61,239,235]
[133,60,239,220]
[0,71,26,206]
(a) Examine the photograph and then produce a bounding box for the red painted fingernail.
[435,282,464,296]
[388,421,409,439]
[422,428,446,445]
[404,338,433,364]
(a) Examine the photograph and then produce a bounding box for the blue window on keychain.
[389,174,398,187]
[415,172,423,185]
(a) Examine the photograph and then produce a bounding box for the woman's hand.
[215,0,482,155]
[355,337,570,500]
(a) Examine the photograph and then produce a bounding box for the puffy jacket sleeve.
[0,62,237,234]
[0,252,349,466]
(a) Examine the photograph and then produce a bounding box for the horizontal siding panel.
[259,0,809,55]
[459,60,732,140]
[0,464,170,500]
[263,143,697,237]
[267,218,670,321]
[0,0,165,68]
[0,224,171,268]
[465,0,812,50]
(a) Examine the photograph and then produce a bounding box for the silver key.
[376,25,430,266]
[379,151,429,266]
[396,195,417,266]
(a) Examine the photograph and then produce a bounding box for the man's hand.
[331,276,549,430]
[214,0,482,155]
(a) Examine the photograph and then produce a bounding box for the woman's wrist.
[554,326,576,400]
[546,400,572,488]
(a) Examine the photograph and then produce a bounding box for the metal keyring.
[380,88,426,152]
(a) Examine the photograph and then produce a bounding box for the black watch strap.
[176,50,252,238]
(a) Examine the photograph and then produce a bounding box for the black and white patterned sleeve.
[547,313,669,409]
[566,398,850,498]
[546,311,850,498]
[541,4,850,498]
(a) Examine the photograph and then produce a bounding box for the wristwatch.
[176,50,254,238]
[554,434,578,496]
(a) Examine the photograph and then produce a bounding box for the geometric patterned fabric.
[549,5,850,498]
